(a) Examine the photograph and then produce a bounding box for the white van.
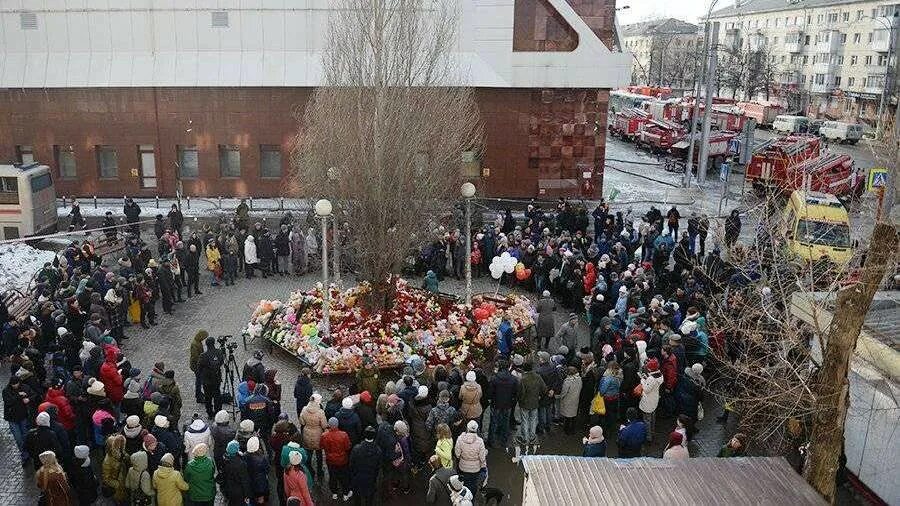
[819,121,864,144]
[772,115,810,134]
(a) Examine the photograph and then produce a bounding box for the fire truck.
[610,108,651,142]
[671,130,739,170]
[682,100,750,131]
[637,119,686,152]
[746,134,821,189]
[625,85,673,99]
[645,99,684,122]
[736,101,784,128]
[788,153,863,198]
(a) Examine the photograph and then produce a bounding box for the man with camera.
[196,336,225,419]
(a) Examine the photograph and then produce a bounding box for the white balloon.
[500,251,511,260]
[491,256,502,266]
[503,262,515,274]
[490,265,503,279]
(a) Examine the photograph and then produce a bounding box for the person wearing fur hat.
[25,411,63,472]
[298,393,327,477]
[638,358,665,442]
[36,450,73,506]
[221,440,252,505]
[210,410,236,470]
[320,416,352,501]
[582,426,607,457]
[184,443,215,505]
[335,396,362,447]
[152,452,189,506]
[244,436,271,504]
[71,445,99,505]
[102,434,129,503]
[183,413,213,463]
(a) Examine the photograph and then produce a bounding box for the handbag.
[589,392,606,415]
[632,384,644,397]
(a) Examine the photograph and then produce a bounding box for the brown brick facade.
[0,87,607,199]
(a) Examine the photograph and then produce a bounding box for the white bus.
[0,163,57,239]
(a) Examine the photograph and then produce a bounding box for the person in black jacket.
[4,376,36,465]
[274,225,291,276]
[222,440,252,506]
[167,204,184,235]
[24,411,62,471]
[242,351,266,384]
[535,352,560,435]
[257,230,276,276]
[196,337,224,419]
[243,436,270,504]
[123,198,142,236]
[350,426,382,505]
[293,369,313,419]
[487,359,518,449]
[666,206,681,239]
[185,244,202,297]
[71,445,98,505]
[101,211,118,242]
[153,214,166,239]
[157,260,177,315]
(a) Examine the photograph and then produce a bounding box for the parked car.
[820,121,864,144]
[806,119,825,135]
[773,115,810,134]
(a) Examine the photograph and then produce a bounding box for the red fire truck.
[646,99,684,122]
[638,119,686,152]
[671,130,739,170]
[746,134,821,189]
[610,108,652,142]
[787,153,863,197]
[736,101,784,128]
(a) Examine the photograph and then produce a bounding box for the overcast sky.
[616,0,734,25]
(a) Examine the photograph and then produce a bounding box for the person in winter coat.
[210,410,236,471]
[205,242,222,286]
[426,390,460,437]
[558,366,582,434]
[183,443,216,505]
[582,425,607,457]
[25,412,62,472]
[321,417,352,501]
[534,291,557,350]
[617,408,648,458]
[71,445,99,505]
[393,420,413,494]
[290,225,307,275]
[244,436,271,504]
[153,453,189,506]
[454,420,487,495]
[43,383,76,431]
[183,414,213,461]
[724,209,741,247]
[36,451,73,506]
[663,431,689,460]
[242,350,266,384]
[125,451,154,506]
[638,358,664,442]
[5,375,37,464]
[335,397,362,447]
[293,368,314,418]
[189,330,208,403]
[422,270,439,292]
[717,433,748,458]
[284,450,315,506]
[98,347,124,404]
[102,434,128,504]
[151,415,183,466]
[244,235,264,278]
[486,359,518,449]
[408,386,434,465]
[356,391,378,431]
[458,371,483,425]
[157,370,183,428]
[514,361,546,461]
[221,440,252,506]
[143,433,168,477]
[349,426,381,505]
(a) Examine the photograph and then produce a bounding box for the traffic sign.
[867,167,888,192]
[719,162,730,182]
[728,139,740,155]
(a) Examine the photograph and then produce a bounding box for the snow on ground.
[0,243,56,292]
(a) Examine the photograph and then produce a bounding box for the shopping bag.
[590,392,606,415]
[128,299,141,323]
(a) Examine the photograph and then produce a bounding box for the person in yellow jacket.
[153,453,190,506]
[205,241,222,286]
[102,434,129,504]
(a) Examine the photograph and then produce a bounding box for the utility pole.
[698,22,720,185]
[684,22,711,188]
[886,16,900,217]
[805,222,897,503]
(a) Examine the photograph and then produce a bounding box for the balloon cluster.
[489,252,518,280]
[472,302,498,322]
[514,262,532,281]
[299,323,319,338]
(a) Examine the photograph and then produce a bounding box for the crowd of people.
[2,196,751,505]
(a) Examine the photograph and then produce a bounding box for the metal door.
[139,145,157,188]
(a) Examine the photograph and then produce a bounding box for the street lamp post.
[315,198,332,341]
[332,210,341,287]
[872,13,899,140]
[460,182,476,305]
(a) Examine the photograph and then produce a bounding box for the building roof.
[711,0,869,19]
[621,18,700,38]
[521,456,826,506]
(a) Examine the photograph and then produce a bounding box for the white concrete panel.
[66,52,91,86]
[66,0,86,8]
[261,11,285,51]
[474,27,513,41]
[307,11,327,51]
[305,53,322,86]
[175,51,199,86]
[283,51,307,86]
[220,12,242,51]
[130,11,153,52]
[218,51,242,85]
[23,13,48,53]
[260,0,286,7]
[240,0,264,8]
[175,10,199,51]
[197,12,219,51]
[129,0,152,8]
[88,52,112,85]
[3,12,26,52]
[240,11,264,51]
[240,51,264,86]
[45,0,67,8]
[108,53,134,86]
[131,52,155,85]
[1,52,26,87]
[150,0,175,9]
[45,52,69,87]
[88,11,112,51]
[196,51,220,86]
[108,12,133,52]
[283,11,305,51]
[261,50,284,85]
[152,10,176,51]
[152,51,176,85]
[22,53,48,87]
[66,12,90,52]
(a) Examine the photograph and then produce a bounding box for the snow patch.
[0,243,56,292]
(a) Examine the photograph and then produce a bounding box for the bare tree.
[291,0,484,308]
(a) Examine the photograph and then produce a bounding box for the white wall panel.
[66,52,90,86]
[240,11,264,51]
[22,53,48,87]
[2,52,25,87]
[152,51,176,85]
[197,11,219,51]
[196,51,220,86]
[240,51,264,86]
[66,12,90,52]
[282,11,305,51]
[219,13,242,51]
[219,51,242,85]
[44,52,69,86]
[3,12,26,52]
[152,10,176,51]
[175,51,199,86]
[88,52,112,85]
[261,50,284,85]
[131,52,155,85]
[88,11,112,51]
[261,11,285,50]
[108,12,133,52]
[131,11,153,52]
[175,11,199,51]
[45,13,71,52]
[108,53,134,86]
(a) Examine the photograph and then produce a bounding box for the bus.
[0,163,58,240]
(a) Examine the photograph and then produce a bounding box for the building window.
[801,74,807,84]
[848,77,855,87]
[834,76,841,86]
[878,54,889,66]
[774,36,779,45]
[219,145,241,177]
[817,14,823,24]
[853,33,860,44]
[259,145,282,178]
[15,145,34,165]
[840,33,847,44]
[0,177,19,205]
[837,55,844,65]
[851,55,858,65]
[54,145,76,179]
[857,10,863,20]
[842,12,849,22]
[96,146,118,179]
[776,18,780,27]
[781,55,786,63]
[868,32,873,43]
[177,145,199,178]
[815,74,825,85]
[865,55,873,65]
[807,15,812,25]
[803,55,809,64]
[804,35,811,45]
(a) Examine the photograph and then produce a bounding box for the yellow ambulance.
[783,190,853,264]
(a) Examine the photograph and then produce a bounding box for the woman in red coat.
[283,451,315,505]
[43,384,76,431]
[583,262,597,294]
[99,347,124,403]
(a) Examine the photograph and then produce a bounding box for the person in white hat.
[454,420,487,495]
[458,371,483,428]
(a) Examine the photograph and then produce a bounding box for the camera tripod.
[218,335,242,420]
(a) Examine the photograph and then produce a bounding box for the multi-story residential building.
[622,18,704,93]
[710,0,900,125]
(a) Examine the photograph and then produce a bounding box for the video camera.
[217,334,239,353]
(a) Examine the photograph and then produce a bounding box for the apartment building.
[710,0,900,124]
[622,18,703,93]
